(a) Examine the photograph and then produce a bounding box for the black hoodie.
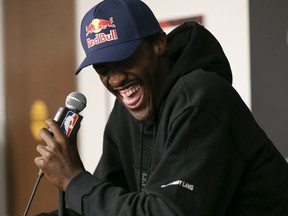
[65,22,288,216]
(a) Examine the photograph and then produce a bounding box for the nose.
[108,69,127,88]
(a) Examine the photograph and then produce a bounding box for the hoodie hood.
[142,22,232,126]
[167,21,232,84]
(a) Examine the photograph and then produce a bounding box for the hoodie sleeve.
[65,104,245,215]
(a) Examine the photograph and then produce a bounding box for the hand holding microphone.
[35,91,87,190]
[24,92,87,216]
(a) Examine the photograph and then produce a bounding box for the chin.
[130,109,150,122]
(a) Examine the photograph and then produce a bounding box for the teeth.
[121,85,140,97]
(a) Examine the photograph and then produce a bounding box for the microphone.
[23,92,87,216]
[52,91,87,141]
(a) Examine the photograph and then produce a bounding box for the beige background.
[4,0,76,215]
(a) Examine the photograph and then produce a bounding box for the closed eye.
[93,64,109,76]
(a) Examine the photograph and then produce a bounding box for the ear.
[153,32,167,56]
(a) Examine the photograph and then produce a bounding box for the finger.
[34,156,46,171]
[45,119,67,141]
[39,127,56,147]
[36,144,52,159]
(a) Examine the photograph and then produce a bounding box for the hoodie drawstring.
[139,124,144,191]
[139,124,157,192]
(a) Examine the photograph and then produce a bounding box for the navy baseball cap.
[75,0,162,74]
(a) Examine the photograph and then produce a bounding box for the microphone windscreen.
[65,92,87,113]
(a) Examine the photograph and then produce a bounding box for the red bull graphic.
[60,111,79,137]
[85,17,118,48]
[86,17,116,36]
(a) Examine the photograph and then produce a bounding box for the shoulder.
[163,69,250,125]
[167,69,237,108]
[180,69,235,104]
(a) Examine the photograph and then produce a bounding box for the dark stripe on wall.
[250,0,288,158]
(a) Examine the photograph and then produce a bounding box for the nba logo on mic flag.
[60,111,79,137]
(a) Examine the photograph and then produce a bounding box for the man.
[35,0,288,215]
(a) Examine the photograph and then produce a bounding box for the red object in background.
[159,15,203,28]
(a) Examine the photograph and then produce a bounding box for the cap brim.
[75,39,142,74]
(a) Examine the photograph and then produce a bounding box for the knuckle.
[34,157,46,169]
[45,151,54,160]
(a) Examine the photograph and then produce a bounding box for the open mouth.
[118,82,144,110]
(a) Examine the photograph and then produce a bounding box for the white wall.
[75,0,251,173]
[75,0,107,173]
[0,0,7,215]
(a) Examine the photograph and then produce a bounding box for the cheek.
[144,65,158,90]
[99,76,119,98]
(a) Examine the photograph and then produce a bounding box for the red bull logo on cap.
[85,17,118,48]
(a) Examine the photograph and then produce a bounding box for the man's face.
[93,39,165,121]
